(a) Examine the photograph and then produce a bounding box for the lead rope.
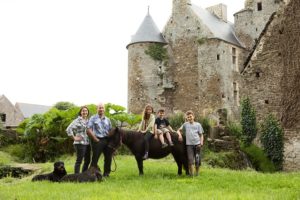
[110,154,117,172]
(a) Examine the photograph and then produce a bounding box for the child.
[154,108,175,148]
[177,110,204,176]
[138,104,156,160]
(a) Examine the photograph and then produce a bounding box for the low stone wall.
[283,129,300,171]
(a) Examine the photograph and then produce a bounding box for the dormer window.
[257,2,262,11]
[0,113,6,122]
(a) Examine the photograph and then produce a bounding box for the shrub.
[54,102,76,111]
[260,114,284,170]
[1,144,27,162]
[168,112,185,130]
[241,144,276,172]
[197,116,212,137]
[203,150,249,170]
[241,97,257,146]
[226,121,242,139]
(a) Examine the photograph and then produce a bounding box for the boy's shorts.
[156,128,170,135]
[187,145,201,166]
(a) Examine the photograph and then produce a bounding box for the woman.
[138,104,155,160]
[66,106,91,173]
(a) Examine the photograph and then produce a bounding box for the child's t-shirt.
[182,122,204,145]
[155,118,170,129]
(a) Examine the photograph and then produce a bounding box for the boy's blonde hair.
[185,110,194,116]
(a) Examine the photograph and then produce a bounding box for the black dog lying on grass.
[60,166,102,183]
[32,161,67,182]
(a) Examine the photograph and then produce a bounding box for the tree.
[54,101,76,110]
[241,97,257,146]
[260,114,284,170]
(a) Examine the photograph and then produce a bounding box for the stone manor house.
[126,0,300,170]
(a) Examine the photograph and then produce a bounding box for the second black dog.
[60,166,102,183]
[32,161,67,182]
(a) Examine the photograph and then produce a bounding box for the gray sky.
[0,0,244,108]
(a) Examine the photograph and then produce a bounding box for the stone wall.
[284,129,300,171]
[234,0,282,49]
[241,0,300,170]
[127,43,166,114]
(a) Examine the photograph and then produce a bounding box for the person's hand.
[74,135,83,141]
[178,134,183,142]
[94,137,100,142]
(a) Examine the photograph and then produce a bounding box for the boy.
[154,108,175,148]
[177,110,204,176]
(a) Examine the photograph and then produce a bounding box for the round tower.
[127,11,167,114]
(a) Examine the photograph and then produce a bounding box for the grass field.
[1,153,300,200]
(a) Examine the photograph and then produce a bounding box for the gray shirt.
[182,122,204,145]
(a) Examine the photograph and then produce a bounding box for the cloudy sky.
[0,0,244,108]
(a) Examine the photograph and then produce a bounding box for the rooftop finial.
[147,5,150,15]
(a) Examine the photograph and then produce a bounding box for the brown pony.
[108,127,189,175]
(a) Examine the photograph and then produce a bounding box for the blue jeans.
[74,144,91,174]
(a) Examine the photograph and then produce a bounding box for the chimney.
[206,4,227,22]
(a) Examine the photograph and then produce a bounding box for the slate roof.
[15,102,52,118]
[191,4,243,47]
[127,13,167,48]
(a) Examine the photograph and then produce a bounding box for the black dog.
[60,166,102,183]
[32,161,67,182]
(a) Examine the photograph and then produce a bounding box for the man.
[87,103,112,177]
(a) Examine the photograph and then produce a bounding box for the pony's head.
[107,127,122,151]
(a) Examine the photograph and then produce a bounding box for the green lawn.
[0,154,300,200]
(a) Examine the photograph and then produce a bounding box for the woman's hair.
[142,104,154,120]
[78,106,89,117]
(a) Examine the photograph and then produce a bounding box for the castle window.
[232,47,238,71]
[257,2,262,11]
[256,72,261,78]
[233,82,239,106]
[217,54,220,60]
[265,100,269,104]
[0,113,6,122]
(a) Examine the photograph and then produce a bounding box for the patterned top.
[66,116,90,145]
[87,115,112,138]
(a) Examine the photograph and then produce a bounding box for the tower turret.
[127,11,167,114]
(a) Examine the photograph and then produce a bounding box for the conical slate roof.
[127,13,167,48]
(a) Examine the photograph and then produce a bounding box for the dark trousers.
[144,132,153,154]
[90,137,113,175]
[74,144,91,174]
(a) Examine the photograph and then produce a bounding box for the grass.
[0,153,300,200]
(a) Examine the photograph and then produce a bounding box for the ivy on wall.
[145,43,168,62]
[197,37,207,45]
